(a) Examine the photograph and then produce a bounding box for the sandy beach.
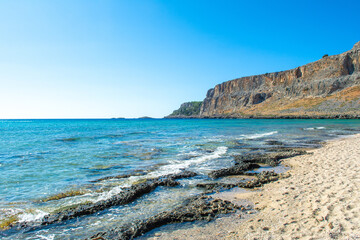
[146,134,360,240]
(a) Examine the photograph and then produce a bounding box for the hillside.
[168,41,360,119]
[166,101,202,118]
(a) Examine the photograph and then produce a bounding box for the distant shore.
[144,134,360,239]
[165,114,360,119]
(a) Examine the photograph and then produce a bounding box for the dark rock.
[251,92,270,104]
[90,196,240,240]
[165,170,198,180]
[207,151,305,180]
[197,171,281,191]
[196,182,237,191]
[303,139,324,145]
[343,128,360,132]
[234,151,306,166]
[265,140,284,146]
[209,162,260,179]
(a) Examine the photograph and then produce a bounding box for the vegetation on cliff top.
[168,101,202,117]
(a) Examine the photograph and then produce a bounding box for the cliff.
[199,41,360,118]
[168,41,360,119]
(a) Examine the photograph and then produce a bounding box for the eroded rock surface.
[209,162,260,179]
[234,150,307,166]
[198,171,285,191]
[90,196,240,240]
[11,171,197,230]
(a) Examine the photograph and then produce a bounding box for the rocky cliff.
[169,41,360,119]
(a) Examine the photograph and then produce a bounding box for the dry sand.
[145,134,360,240]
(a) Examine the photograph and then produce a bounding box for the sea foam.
[149,146,228,177]
[239,131,278,140]
[17,209,48,223]
[304,127,326,130]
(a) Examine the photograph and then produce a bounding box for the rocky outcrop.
[169,41,360,118]
[166,101,202,118]
[197,171,286,191]
[90,196,240,240]
[11,171,197,231]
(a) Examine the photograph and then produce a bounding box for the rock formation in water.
[168,41,360,118]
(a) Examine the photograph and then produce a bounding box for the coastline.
[2,120,360,239]
[143,134,360,239]
[165,115,360,119]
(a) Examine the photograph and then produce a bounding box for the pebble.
[328,222,334,229]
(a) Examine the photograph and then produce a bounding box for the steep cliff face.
[199,41,360,118]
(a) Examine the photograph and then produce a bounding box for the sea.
[1,118,360,239]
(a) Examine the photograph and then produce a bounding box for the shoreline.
[1,123,360,239]
[143,134,360,239]
[165,115,360,119]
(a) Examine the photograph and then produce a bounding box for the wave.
[303,127,326,130]
[17,209,48,223]
[7,184,128,226]
[238,131,278,140]
[35,234,55,240]
[177,150,202,160]
[95,185,128,202]
[148,146,228,177]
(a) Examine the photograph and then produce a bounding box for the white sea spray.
[36,234,55,240]
[17,209,48,223]
[94,184,130,202]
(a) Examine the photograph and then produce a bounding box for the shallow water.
[1,119,360,239]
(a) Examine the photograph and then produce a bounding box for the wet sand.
[145,134,360,239]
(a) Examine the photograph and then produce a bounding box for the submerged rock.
[265,140,284,146]
[90,195,240,240]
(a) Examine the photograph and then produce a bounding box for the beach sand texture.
[147,134,360,240]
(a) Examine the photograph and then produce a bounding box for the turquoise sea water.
[1,119,360,239]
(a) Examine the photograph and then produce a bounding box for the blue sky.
[0,0,359,118]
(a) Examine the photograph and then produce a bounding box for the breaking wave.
[238,131,278,139]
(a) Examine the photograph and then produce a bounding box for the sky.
[0,0,359,119]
